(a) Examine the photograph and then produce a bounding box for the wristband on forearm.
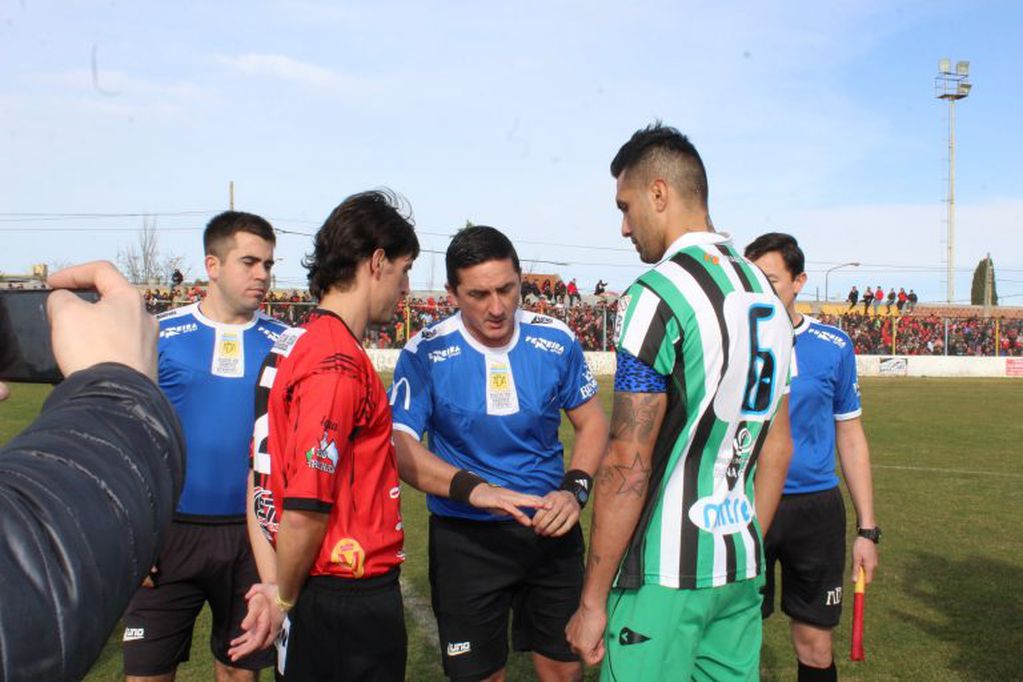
[274,587,295,614]
[449,469,487,504]
[560,469,593,508]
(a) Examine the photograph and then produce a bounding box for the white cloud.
[219,53,349,91]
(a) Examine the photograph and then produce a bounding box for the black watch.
[857,526,882,544]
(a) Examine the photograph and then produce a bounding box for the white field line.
[400,576,439,644]
[873,464,1023,478]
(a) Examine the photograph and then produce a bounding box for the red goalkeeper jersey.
[251,308,404,579]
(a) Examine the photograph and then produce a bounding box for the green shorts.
[601,576,765,682]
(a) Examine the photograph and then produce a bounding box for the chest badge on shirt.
[331,538,366,578]
[212,328,245,378]
[485,353,520,416]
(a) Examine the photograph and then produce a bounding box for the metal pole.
[230,181,235,210]
[947,99,956,303]
[602,303,608,351]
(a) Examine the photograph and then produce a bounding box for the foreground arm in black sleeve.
[0,261,184,681]
[0,363,185,681]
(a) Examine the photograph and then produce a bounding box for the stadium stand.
[133,286,1023,356]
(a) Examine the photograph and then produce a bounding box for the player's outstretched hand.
[228,583,282,661]
[852,537,879,584]
[47,261,157,381]
[566,603,606,667]
[468,484,548,527]
[532,490,580,537]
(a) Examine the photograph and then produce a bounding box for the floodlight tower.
[935,58,971,304]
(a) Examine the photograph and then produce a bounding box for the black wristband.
[449,469,487,504]
[560,469,593,508]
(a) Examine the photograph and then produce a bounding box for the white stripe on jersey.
[620,288,660,358]
[705,248,763,583]
[654,258,726,584]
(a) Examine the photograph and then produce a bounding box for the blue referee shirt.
[786,315,862,494]
[157,302,289,517]
[389,309,598,521]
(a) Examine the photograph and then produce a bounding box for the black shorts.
[761,487,847,628]
[282,570,406,681]
[428,515,584,681]
[122,520,275,676]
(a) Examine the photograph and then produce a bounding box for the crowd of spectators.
[819,313,1023,356]
[136,284,1023,357]
[363,296,619,351]
[845,285,918,316]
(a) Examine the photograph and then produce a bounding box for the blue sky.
[1,1,1020,303]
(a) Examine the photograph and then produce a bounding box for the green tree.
[970,255,998,306]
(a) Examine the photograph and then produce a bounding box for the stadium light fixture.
[935,58,972,304]
[825,262,860,302]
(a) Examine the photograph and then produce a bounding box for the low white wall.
[856,355,1023,378]
[368,349,1023,378]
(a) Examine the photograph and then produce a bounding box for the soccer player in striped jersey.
[745,233,879,682]
[566,123,795,681]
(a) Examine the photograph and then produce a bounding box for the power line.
[0,210,215,222]
[0,227,202,232]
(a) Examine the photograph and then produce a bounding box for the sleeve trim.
[834,409,862,421]
[392,422,422,441]
[282,498,332,513]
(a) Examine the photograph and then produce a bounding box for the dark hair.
[203,211,276,258]
[303,189,419,299]
[610,122,709,208]
[446,225,520,288]
[744,232,805,277]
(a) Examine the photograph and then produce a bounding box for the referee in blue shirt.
[391,226,608,682]
[745,233,880,682]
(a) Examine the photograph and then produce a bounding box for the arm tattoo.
[610,393,662,443]
[596,451,651,499]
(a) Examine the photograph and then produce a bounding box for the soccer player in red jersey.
[229,190,419,680]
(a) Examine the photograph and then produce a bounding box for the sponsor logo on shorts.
[826,586,843,606]
[618,627,650,646]
[446,641,472,657]
[689,491,754,535]
[305,434,339,474]
[330,538,366,578]
[389,486,401,499]
[123,627,145,642]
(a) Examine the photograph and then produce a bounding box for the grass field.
[2,376,1021,681]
